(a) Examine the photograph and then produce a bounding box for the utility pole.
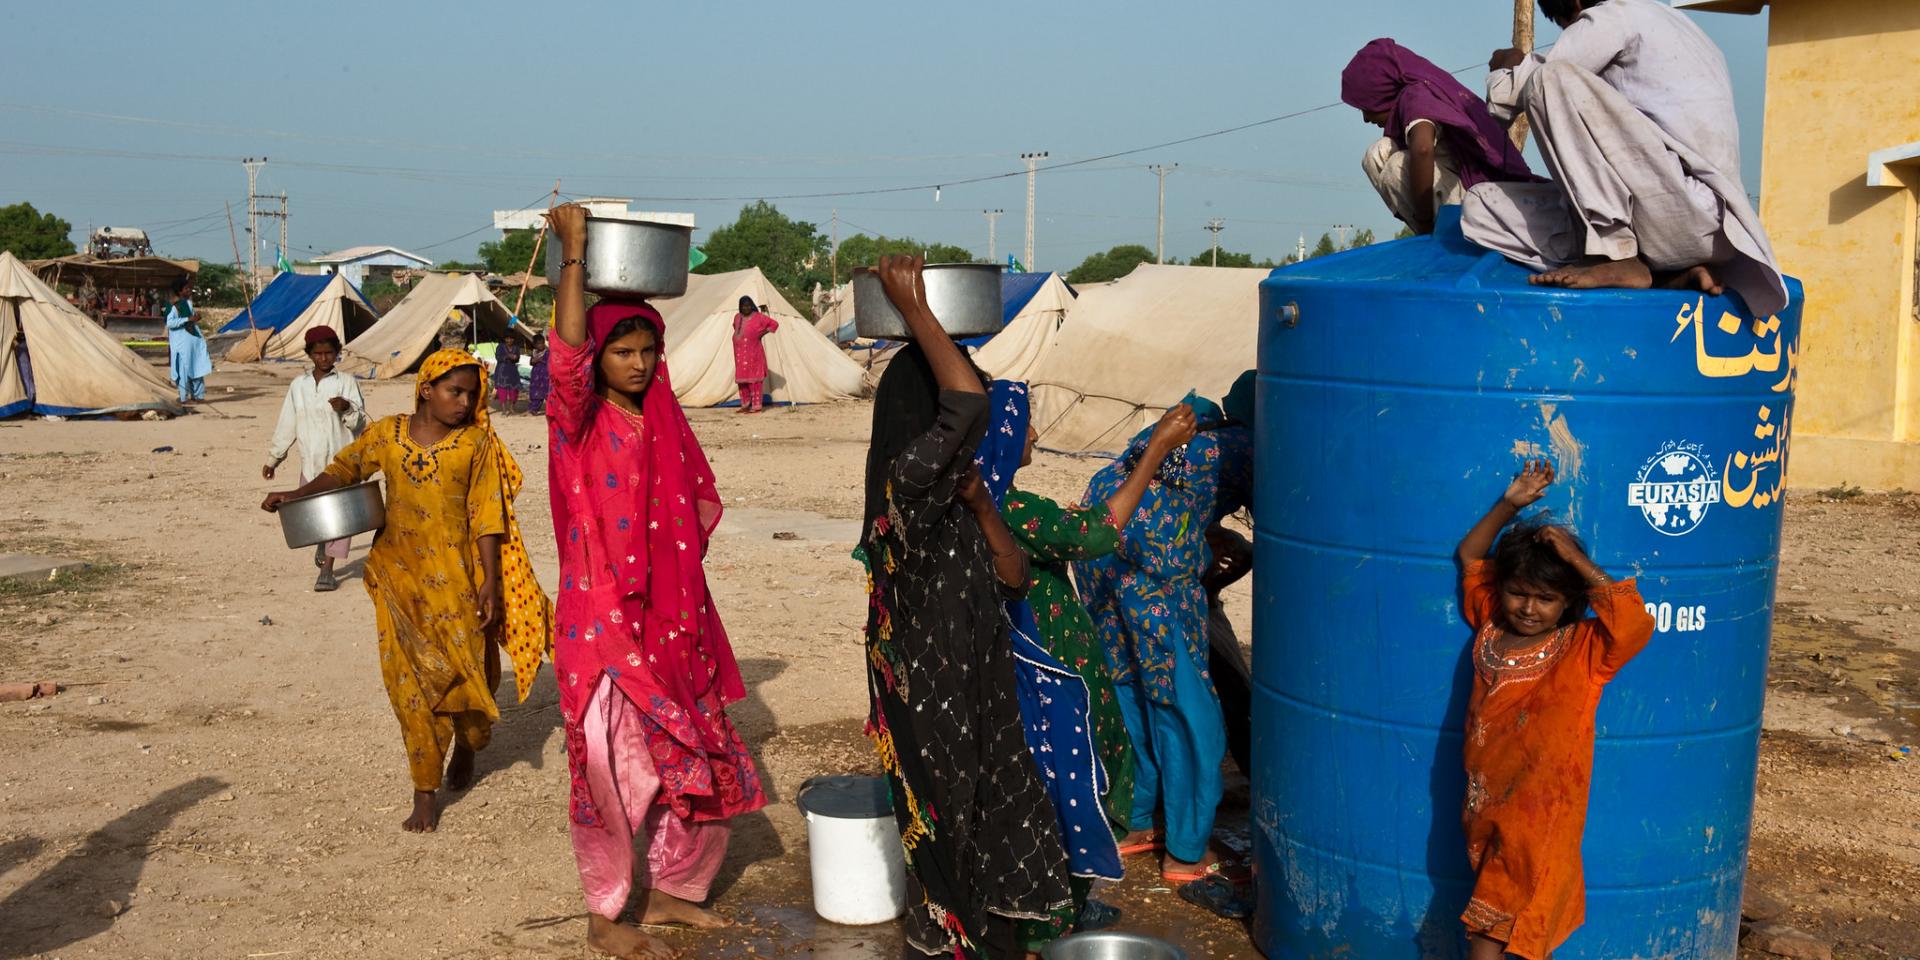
[1511,0,1535,149]
[1332,223,1356,250]
[1148,164,1178,263]
[254,192,288,273]
[242,157,266,283]
[1205,218,1225,267]
[1021,151,1047,271]
[982,208,1004,264]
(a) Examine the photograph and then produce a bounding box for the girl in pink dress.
[545,204,766,960]
[729,295,778,414]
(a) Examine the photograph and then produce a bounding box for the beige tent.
[0,251,182,417]
[653,268,872,406]
[1028,263,1269,454]
[974,273,1076,382]
[225,274,380,363]
[338,273,522,379]
[813,283,855,339]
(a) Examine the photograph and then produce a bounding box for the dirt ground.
[0,360,1914,960]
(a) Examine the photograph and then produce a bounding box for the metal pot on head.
[852,263,1005,340]
[546,215,692,299]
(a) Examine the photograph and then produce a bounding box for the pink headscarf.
[569,299,741,748]
[1340,38,1538,189]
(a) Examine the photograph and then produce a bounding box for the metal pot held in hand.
[852,263,1005,340]
[276,481,386,549]
[547,215,692,299]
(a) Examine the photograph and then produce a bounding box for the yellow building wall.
[1758,0,1920,489]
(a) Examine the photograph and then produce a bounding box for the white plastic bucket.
[796,774,907,925]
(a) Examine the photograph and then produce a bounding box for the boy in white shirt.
[264,327,368,591]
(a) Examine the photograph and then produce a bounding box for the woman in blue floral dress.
[1074,396,1238,885]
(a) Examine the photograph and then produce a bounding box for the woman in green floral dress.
[991,387,1197,843]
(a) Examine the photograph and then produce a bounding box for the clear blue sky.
[0,0,1770,272]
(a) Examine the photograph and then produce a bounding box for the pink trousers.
[735,381,764,412]
[573,675,731,919]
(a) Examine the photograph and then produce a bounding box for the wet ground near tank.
[681,752,1262,960]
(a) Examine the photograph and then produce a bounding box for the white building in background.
[310,246,433,288]
[491,197,695,232]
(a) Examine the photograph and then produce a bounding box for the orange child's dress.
[1456,560,1657,959]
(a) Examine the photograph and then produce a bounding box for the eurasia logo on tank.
[1627,440,1721,536]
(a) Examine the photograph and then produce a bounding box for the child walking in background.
[1454,460,1656,959]
[494,335,524,414]
[526,335,551,416]
[262,349,552,834]
[263,327,368,592]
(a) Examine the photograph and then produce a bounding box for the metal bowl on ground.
[1040,932,1187,960]
[546,215,692,299]
[852,263,1005,340]
[276,481,385,549]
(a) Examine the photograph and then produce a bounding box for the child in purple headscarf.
[1341,38,1539,235]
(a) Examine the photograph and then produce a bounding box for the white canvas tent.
[1027,263,1269,454]
[226,273,381,363]
[813,284,855,340]
[974,272,1076,382]
[338,273,522,379]
[0,251,181,418]
[653,268,872,406]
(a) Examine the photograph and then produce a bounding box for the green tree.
[695,201,830,295]
[438,259,486,273]
[1350,228,1377,247]
[0,202,77,259]
[1186,248,1282,269]
[476,230,545,277]
[1393,225,1416,241]
[1309,233,1339,259]
[1067,244,1157,284]
[195,262,248,306]
[834,234,977,276]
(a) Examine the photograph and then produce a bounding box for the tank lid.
[1267,206,1526,291]
[796,774,892,819]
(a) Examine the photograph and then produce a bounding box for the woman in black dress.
[859,256,1071,958]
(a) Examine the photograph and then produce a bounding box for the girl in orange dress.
[1453,459,1656,960]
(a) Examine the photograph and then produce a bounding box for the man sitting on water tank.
[1460,0,1789,318]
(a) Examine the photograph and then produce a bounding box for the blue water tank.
[1249,211,1801,959]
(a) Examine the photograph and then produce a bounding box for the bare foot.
[402,790,439,833]
[1119,829,1162,854]
[636,889,731,929]
[1530,257,1652,291]
[587,912,677,960]
[445,744,476,792]
[1662,264,1726,297]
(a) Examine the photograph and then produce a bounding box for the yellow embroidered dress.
[325,413,509,791]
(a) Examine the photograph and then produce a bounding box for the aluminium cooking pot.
[852,263,1005,340]
[275,480,385,549]
[546,215,692,299]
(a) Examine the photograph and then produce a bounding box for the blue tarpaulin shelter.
[219,273,372,335]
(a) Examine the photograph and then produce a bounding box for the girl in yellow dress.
[264,349,551,832]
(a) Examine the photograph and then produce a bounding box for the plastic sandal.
[1075,898,1122,932]
[1179,873,1253,920]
